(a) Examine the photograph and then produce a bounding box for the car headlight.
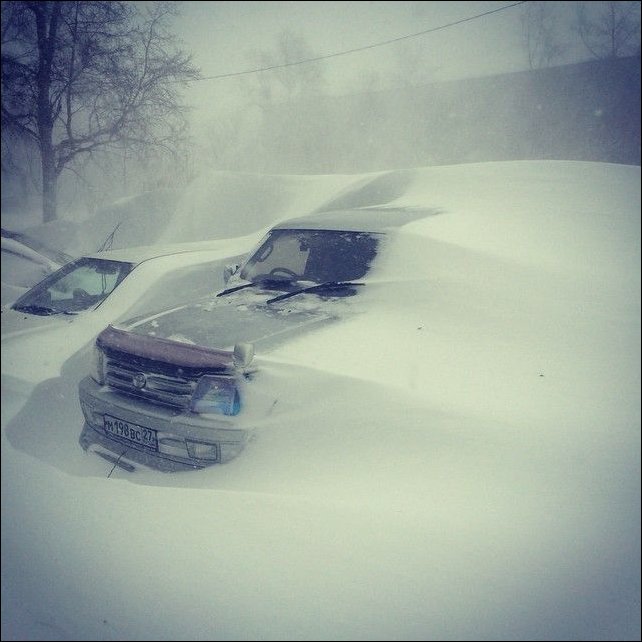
[190,375,240,416]
[90,346,105,385]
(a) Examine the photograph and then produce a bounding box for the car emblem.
[132,373,147,389]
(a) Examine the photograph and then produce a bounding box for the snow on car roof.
[78,210,438,266]
[80,237,255,265]
[272,207,439,233]
[1,236,62,271]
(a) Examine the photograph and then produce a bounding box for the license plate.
[104,415,158,450]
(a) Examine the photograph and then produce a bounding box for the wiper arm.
[12,304,61,316]
[266,281,365,304]
[217,278,298,297]
[216,282,255,297]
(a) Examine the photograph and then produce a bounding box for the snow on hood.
[112,284,357,356]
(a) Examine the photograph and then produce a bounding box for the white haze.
[1,160,640,641]
[16,1,628,218]
[174,1,597,141]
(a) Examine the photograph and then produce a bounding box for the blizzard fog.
[1,160,640,640]
[7,1,639,221]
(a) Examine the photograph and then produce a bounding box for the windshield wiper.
[216,277,298,297]
[216,282,255,297]
[266,281,365,304]
[12,304,61,316]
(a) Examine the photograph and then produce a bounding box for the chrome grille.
[105,356,197,409]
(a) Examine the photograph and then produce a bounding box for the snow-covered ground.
[1,160,640,641]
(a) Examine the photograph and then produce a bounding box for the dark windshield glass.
[12,257,134,315]
[240,229,381,284]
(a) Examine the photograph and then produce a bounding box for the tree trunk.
[34,1,61,223]
[41,147,58,223]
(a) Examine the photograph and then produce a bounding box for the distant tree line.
[523,1,640,68]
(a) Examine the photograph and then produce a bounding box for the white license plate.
[104,415,158,450]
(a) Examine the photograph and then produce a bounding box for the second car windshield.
[239,229,381,285]
[12,257,134,315]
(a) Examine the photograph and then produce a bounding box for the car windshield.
[239,229,381,285]
[11,257,134,315]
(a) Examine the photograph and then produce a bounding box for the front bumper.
[78,376,249,472]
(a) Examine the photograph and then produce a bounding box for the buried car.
[1,239,249,383]
[78,209,403,471]
[3,240,248,329]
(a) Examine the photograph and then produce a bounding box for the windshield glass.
[11,257,134,315]
[240,229,381,285]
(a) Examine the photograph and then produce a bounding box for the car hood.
[109,287,345,360]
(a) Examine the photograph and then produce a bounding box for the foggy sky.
[171,1,600,136]
[173,2,529,117]
[6,2,637,218]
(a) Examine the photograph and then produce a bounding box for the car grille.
[104,356,197,410]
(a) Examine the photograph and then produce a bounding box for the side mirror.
[223,263,240,285]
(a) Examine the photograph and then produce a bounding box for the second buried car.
[78,209,407,471]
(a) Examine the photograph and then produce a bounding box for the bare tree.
[521,1,567,69]
[574,1,641,59]
[220,29,328,172]
[1,1,199,222]
[243,29,326,109]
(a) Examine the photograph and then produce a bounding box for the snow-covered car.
[1,239,250,382]
[78,209,402,471]
[4,161,639,642]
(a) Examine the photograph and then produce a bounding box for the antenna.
[97,222,122,252]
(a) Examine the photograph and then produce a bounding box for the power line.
[196,1,528,82]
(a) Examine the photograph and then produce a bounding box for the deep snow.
[1,160,640,641]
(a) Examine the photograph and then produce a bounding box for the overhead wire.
[195,1,528,82]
